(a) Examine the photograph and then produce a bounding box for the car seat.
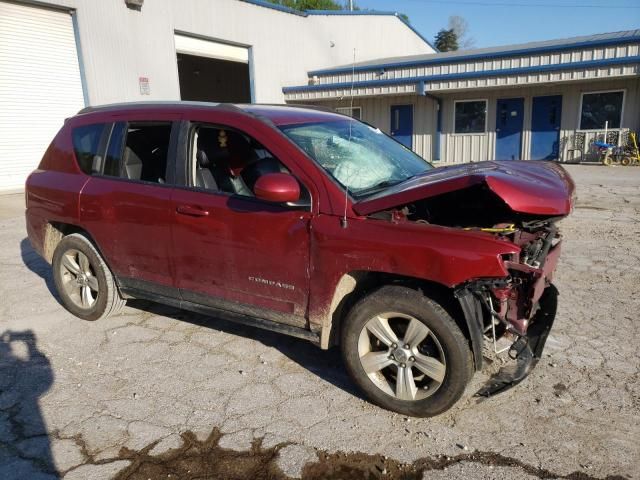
[195,150,218,190]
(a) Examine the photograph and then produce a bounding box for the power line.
[411,0,640,8]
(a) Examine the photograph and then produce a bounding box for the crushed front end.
[356,161,575,396]
[457,220,563,396]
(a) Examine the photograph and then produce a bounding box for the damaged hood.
[353,161,575,217]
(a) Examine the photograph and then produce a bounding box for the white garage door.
[0,2,85,191]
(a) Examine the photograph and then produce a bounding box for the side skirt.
[120,285,320,345]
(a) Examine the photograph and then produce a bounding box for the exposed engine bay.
[370,183,564,397]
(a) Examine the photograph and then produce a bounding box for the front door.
[495,98,524,160]
[531,95,562,160]
[170,123,311,327]
[390,105,413,149]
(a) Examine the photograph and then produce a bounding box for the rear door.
[169,118,313,327]
[79,114,181,295]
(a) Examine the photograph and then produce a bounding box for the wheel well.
[327,271,472,353]
[43,222,94,262]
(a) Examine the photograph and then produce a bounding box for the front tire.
[52,233,126,321]
[341,285,473,417]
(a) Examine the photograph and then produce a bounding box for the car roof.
[239,104,346,126]
[76,101,346,127]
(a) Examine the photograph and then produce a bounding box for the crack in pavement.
[62,427,625,480]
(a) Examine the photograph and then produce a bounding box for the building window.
[336,107,362,120]
[454,100,487,134]
[579,90,624,130]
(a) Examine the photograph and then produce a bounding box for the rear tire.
[52,233,126,321]
[341,285,473,417]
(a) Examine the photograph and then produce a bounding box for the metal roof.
[309,29,640,77]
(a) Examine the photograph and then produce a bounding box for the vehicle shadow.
[19,238,61,304]
[128,299,363,400]
[0,330,58,478]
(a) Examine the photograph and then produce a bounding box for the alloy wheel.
[59,249,99,309]
[357,312,446,401]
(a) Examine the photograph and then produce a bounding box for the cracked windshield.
[280,119,433,196]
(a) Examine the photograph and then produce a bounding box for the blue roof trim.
[284,55,640,93]
[308,34,640,77]
[306,10,398,15]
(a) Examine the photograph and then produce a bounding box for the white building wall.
[29,0,434,105]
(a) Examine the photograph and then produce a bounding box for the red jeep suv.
[25,102,574,416]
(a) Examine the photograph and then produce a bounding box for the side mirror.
[253,173,300,203]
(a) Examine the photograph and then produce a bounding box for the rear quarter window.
[72,124,105,174]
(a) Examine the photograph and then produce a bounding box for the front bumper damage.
[456,237,562,397]
[475,284,557,396]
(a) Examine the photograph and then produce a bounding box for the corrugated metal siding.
[0,2,84,190]
[286,63,640,101]
[311,29,640,74]
[312,42,640,86]
[291,78,640,165]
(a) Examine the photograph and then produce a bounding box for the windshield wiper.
[354,179,405,197]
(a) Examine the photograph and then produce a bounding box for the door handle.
[176,205,209,217]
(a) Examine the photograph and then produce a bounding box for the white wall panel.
[0,2,84,190]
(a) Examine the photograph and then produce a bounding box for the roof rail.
[77,100,223,115]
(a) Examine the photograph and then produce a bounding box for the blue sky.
[356,0,640,49]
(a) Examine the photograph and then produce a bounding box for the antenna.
[341,47,356,229]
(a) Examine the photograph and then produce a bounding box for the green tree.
[266,1,411,23]
[267,0,344,10]
[434,28,459,52]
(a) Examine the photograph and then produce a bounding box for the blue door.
[531,95,562,160]
[390,105,413,149]
[495,98,524,160]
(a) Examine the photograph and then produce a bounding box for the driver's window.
[191,125,288,197]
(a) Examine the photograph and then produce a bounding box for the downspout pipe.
[418,81,442,161]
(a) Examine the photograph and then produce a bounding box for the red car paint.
[353,160,575,217]
[25,103,573,348]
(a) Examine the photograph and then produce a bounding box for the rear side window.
[72,124,105,174]
[103,122,172,184]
